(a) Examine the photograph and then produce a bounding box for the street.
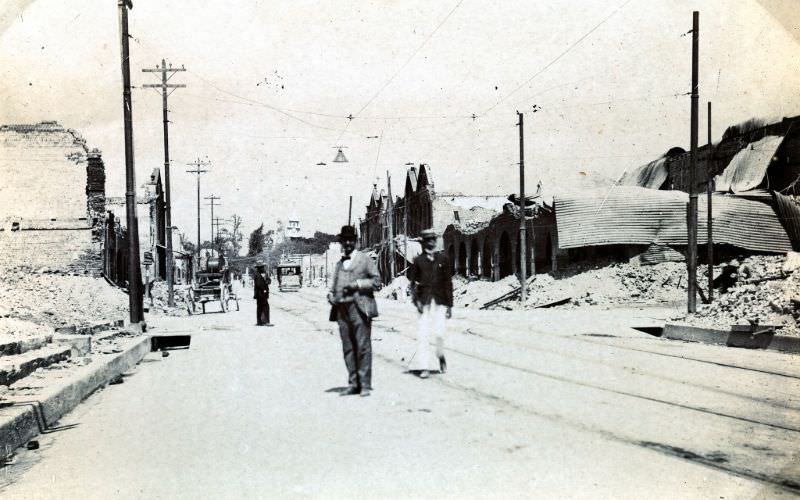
[1,290,797,499]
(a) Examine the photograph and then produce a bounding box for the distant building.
[359,164,509,282]
[106,168,168,282]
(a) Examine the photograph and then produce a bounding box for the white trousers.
[409,300,447,372]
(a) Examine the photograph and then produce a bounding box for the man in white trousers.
[408,228,454,378]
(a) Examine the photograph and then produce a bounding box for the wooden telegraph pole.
[186,158,210,278]
[387,171,396,279]
[707,101,713,302]
[204,194,221,254]
[687,11,700,313]
[142,59,186,307]
[517,111,527,303]
[117,0,144,324]
[348,195,353,226]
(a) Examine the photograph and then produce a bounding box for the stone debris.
[381,253,799,337]
[146,281,191,316]
[0,268,128,330]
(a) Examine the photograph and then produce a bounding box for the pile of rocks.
[0,268,128,329]
[687,255,800,336]
[146,281,190,316]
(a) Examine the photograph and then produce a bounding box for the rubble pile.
[147,281,191,316]
[686,255,800,336]
[0,267,128,329]
[0,317,54,345]
[377,276,411,302]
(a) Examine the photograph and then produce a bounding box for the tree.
[248,223,265,256]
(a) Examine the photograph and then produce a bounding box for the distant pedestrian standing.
[253,260,273,326]
[327,225,381,397]
[408,228,453,378]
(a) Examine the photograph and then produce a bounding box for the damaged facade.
[585,114,800,259]
[0,122,105,274]
[105,168,168,285]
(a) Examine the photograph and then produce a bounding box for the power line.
[482,0,633,115]
[351,0,466,120]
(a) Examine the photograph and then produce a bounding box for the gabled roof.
[417,164,433,189]
[405,167,418,194]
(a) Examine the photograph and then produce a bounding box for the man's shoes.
[264,323,274,327]
[419,370,429,379]
[339,387,360,396]
[439,356,447,374]
[359,388,372,397]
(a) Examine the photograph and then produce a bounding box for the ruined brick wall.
[0,122,105,275]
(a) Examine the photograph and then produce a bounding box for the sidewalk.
[0,329,150,462]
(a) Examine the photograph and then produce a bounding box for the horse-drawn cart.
[187,257,239,314]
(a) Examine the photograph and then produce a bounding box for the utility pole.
[205,194,221,255]
[213,216,229,255]
[348,195,353,226]
[687,11,700,313]
[517,111,527,303]
[142,59,186,308]
[186,158,210,278]
[707,101,713,302]
[117,0,144,325]
[387,171,396,279]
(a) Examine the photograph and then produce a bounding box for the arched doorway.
[457,241,467,276]
[469,239,480,277]
[499,232,512,278]
[482,238,492,279]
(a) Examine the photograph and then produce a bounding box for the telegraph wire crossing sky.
[1,0,799,234]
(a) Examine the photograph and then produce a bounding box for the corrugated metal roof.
[714,135,783,193]
[554,186,791,253]
[619,157,668,189]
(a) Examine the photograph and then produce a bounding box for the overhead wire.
[481,0,633,116]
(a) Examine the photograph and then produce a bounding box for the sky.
[1,0,800,239]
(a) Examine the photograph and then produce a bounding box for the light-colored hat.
[420,228,437,239]
[255,259,266,268]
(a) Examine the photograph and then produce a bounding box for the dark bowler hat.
[338,225,358,241]
[420,228,437,240]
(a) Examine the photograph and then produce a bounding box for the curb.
[0,335,151,459]
[662,324,800,354]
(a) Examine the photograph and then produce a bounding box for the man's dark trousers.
[337,302,372,390]
[257,296,270,325]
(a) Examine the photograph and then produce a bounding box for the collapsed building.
[428,115,800,284]
[0,122,105,274]
[554,115,800,264]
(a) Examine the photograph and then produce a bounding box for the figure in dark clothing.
[253,260,273,326]
[408,228,453,378]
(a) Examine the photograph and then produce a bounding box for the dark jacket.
[409,252,453,307]
[253,271,271,300]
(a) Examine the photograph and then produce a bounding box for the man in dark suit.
[327,225,381,397]
[253,260,273,326]
[408,228,453,378]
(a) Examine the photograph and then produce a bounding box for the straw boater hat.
[255,259,266,268]
[338,225,358,241]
